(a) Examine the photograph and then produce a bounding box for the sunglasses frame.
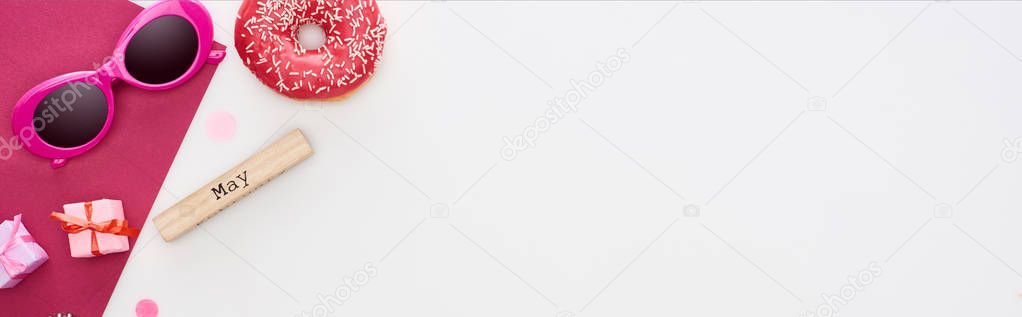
[10,0,225,169]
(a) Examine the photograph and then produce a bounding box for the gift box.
[51,199,139,258]
[0,214,48,288]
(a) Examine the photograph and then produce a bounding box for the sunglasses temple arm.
[207,49,226,65]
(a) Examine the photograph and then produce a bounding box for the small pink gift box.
[54,199,139,258]
[0,214,48,289]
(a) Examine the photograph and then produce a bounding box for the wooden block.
[153,129,313,242]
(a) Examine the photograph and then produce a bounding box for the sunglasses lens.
[33,82,108,148]
[124,15,199,85]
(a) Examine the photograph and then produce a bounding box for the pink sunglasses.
[10,0,225,169]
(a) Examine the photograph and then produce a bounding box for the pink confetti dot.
[205,110,237,143]
[135,299,158,317]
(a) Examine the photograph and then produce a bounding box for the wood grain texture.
[153,129,313,242]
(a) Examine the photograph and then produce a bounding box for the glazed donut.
[235,0,387,99]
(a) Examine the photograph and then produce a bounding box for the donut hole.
[297,23,327,51]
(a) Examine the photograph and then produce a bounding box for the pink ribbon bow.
[0,214,34,279]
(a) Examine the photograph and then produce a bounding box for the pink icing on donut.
[235,0,387,99]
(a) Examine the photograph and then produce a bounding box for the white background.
[109,1,1022,316]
